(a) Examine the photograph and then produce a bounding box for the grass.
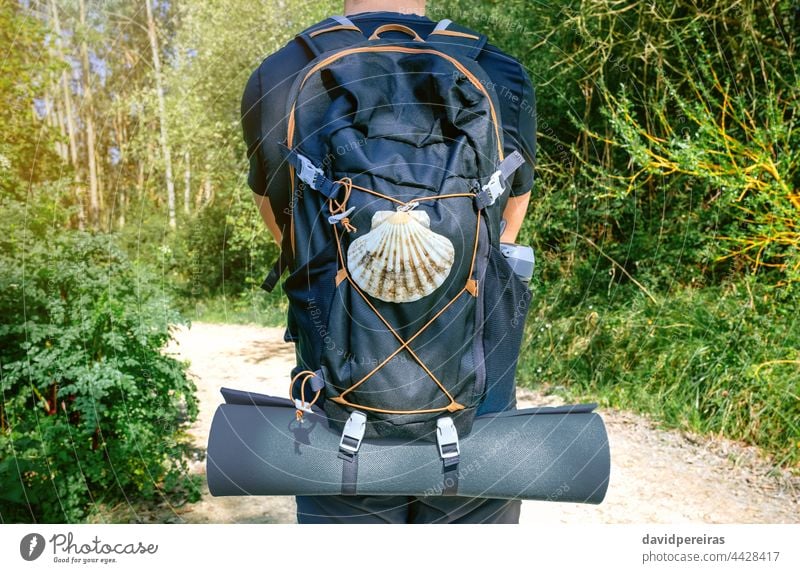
[178,289,286,327]
[516,275,800,469]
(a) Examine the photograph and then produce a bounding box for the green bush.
[0,205,199,522]
[156,190,278,300]
[520,275,800,467]
[430,0,800,467]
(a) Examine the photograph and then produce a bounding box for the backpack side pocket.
[282,240,339,370]
[478,244,533,414]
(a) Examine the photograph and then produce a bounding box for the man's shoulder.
[250,33,312,92]
[251,13,530,89]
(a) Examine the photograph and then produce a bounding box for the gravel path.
[163,322,799,524]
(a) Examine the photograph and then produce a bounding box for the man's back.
[241,6,536,524]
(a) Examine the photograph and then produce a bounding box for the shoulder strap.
[296,15,366,58]
[426,19,488,61]
[263,15,366,287]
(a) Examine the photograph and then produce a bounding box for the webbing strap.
[337,411,366,495]
[260,251,288,293]
[433,18,452,32]
[475,150,527,209]
[330,14,356,26]
[308,370,325,392]
[296,16,365,58]
[499,149,527,181]
[340,454,358,495]
[442,464,459,496]
[279,145,342,199]
[426,20,487,61]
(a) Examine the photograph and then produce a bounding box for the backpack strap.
[337,411,367,496]
[295,15,366,58]
[263,18,365,293]
[475,150,526,209]
[260,248,289,293]
[426,19,488,61]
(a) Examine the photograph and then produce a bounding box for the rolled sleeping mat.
[207,388,610,503]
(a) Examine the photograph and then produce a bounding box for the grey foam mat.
[207,388,610,503]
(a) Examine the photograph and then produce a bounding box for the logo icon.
[20,533,46,561]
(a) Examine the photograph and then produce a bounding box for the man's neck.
[343,0,426,16]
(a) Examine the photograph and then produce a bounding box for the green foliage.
[0,1,62,196]
[520,275,800,466]
[426,0,800,465]
[0,198,199,522]
[165,187,279,299]
[584,52,799,286]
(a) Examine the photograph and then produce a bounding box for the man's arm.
[242,65,283,245]
[500,59,536,245]
[500,191,530,243]
[253,192,282,244]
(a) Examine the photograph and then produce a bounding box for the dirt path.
[163,322,799,524]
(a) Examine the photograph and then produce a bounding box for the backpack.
[261,16,531,451]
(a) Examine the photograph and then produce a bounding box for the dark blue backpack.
[261,17,530,446]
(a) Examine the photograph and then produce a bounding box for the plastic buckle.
[296,154,323,190]
[436,417,460,464]
[328,206,356,224]
[294,398,314,415]
[396,201,419,212]
[339,411,367,456]
[481,170,505,206]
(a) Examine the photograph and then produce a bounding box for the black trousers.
[296,494,521,523]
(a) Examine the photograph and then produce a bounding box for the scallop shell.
[347,208,454,303]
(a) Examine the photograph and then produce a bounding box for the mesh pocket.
[479,244,532,414]
[282,240,339,370]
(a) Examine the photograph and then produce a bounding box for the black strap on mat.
[339,452,359,496]
[442,456,459,496]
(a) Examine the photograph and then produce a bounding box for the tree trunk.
[78,0,100,228]
[203,167,213,205]
[145,0,176,229]
[96,146,105,230]
[53,98,68,161]
[117,187,126,228]
[137,155,145,196]
[50,0,85,229]
[183,148,191,215]
[44,96,66,160]
[113,106,124,229]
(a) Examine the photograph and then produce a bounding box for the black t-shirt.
[241,11,536,228]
